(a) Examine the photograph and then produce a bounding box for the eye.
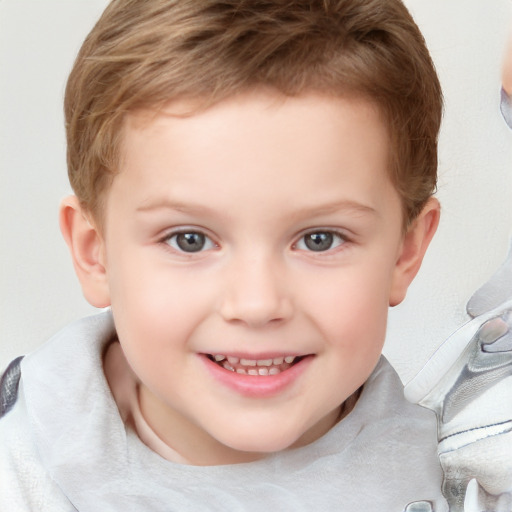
[165,231,215,253]
[296,231,346,252]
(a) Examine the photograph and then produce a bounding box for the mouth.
[205,354,306,376]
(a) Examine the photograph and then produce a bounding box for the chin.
[220,427,305,456]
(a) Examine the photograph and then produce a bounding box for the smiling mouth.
[206,354,305,375]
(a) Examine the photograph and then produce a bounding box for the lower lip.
[201,355,313,398]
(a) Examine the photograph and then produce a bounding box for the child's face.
[92,92,426,464]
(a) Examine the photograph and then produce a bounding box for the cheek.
[108,264,201,391]
[303,264,392,349]
[108,245,201,314]
[106,254,198,355]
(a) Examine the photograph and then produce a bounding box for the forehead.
[110,92,397,223]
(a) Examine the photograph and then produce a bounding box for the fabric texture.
[0,356,23,417]
[0,312,448,512]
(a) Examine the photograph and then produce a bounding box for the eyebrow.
[136,197,378,220]
[136,199,215,215]
[292,200,378,218]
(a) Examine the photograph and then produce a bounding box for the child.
[0,0,446,510]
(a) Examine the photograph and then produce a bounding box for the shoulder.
[0,373,76,511]
[0,312,117,511]
[357,357,439,447]
[340,357,446,507]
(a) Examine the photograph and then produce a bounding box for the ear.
[59,195,111,308]
[389,198,440,307]
[502,32,512,94]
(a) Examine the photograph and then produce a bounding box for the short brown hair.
[65,0,442,226]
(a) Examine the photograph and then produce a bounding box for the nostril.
[219,299,293,328]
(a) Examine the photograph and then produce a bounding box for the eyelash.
[159,228,349,255]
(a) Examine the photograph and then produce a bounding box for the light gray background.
[1,0,511,383]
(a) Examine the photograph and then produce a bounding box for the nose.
[218,251,293,328]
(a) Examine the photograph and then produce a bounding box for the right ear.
[503,31,512,95]
[59,195,111,308]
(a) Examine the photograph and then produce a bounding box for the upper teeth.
[212,355,296,366]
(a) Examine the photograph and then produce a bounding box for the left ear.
[59,195,111,308]
[389,198,440,307]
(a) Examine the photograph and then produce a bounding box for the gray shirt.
[0,312,448,511]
